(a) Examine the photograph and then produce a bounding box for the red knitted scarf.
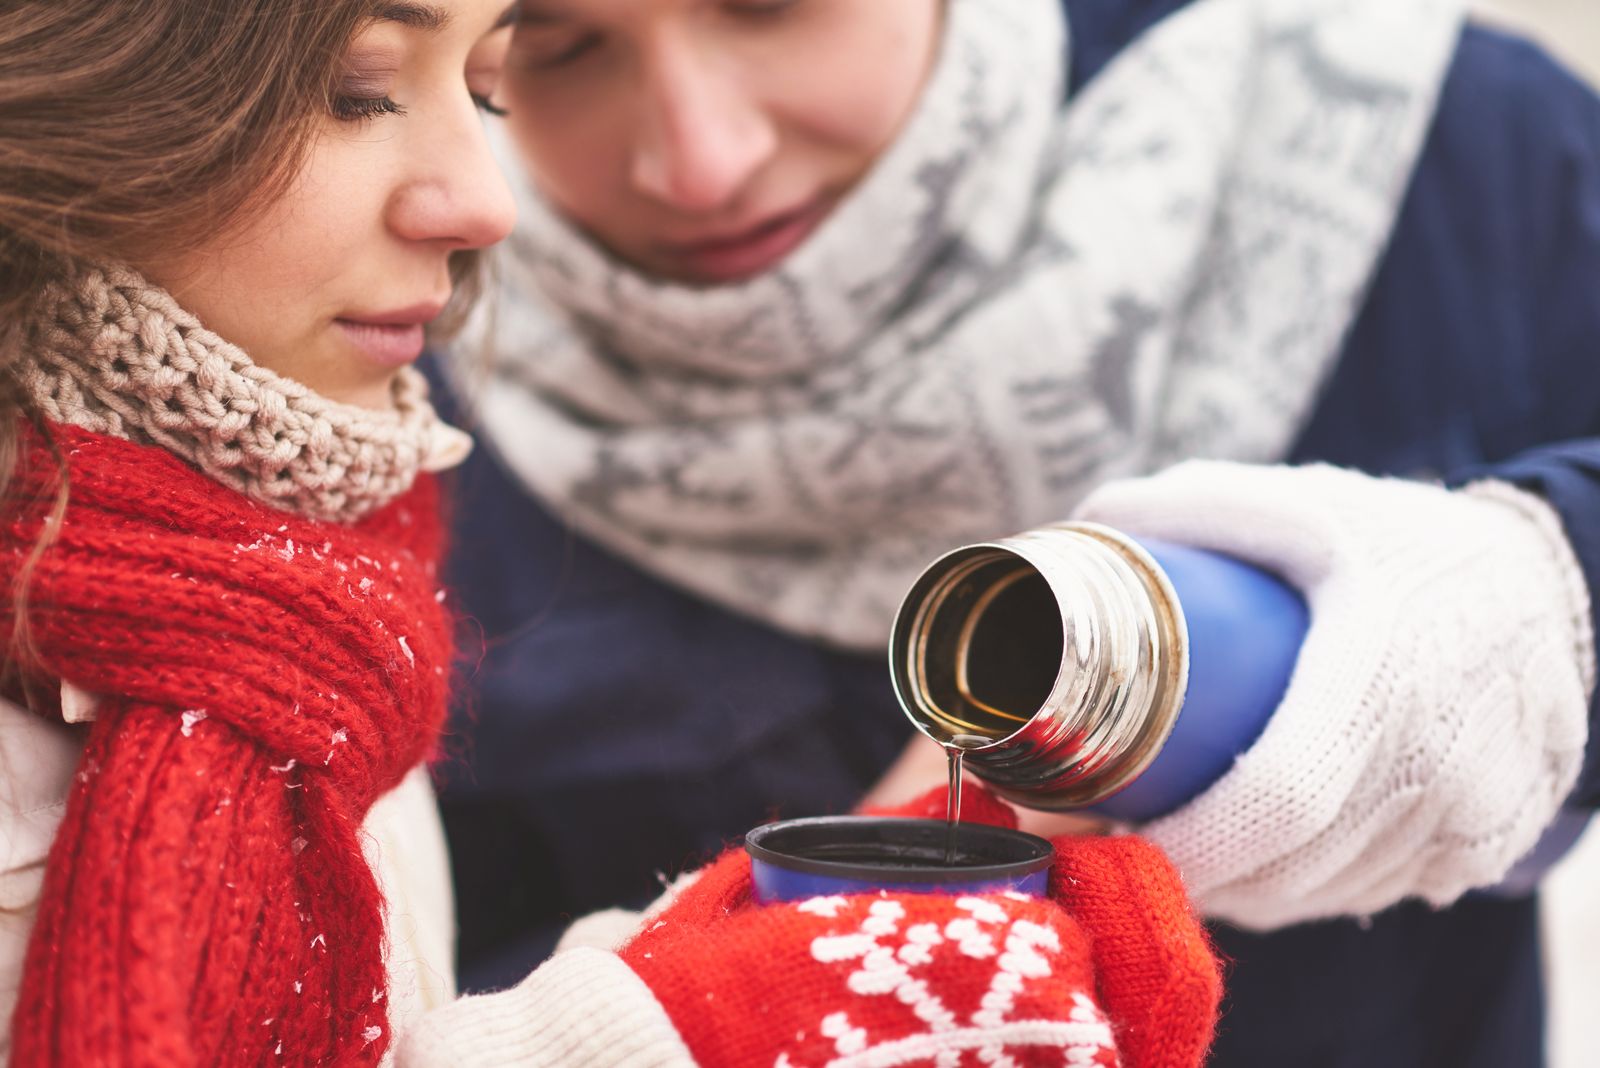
[5,423,452,1066]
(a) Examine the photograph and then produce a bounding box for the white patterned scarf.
[454,0,1462,649]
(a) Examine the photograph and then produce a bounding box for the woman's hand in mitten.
[1078,461,1595,927]
[819,782,1220,1068]
[398,793,1220,1068]
[619,846,1129,1067]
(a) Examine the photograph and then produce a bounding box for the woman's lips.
[335,321,426,367]
[665,200,831,283]
[334,303,443,367]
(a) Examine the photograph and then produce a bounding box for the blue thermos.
[889,521,1309,821]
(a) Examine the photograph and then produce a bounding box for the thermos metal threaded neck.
[889,522,1190,810]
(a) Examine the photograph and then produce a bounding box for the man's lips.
[660,199,832,282]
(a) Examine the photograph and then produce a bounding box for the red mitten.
[621,849,1122,1067]
[1049,835,1222,1068]
[863,782,1222,1067]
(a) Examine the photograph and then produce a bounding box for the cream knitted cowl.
[18,265,470,524]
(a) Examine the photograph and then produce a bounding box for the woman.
[436,0,1600,1063]
[2,2,1220,1064]
[0,0,512,1060]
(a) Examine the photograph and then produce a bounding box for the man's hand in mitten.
[1078,461,1595,928]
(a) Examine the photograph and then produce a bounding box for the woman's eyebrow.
[373,2,522,32]
[376,2,450,32]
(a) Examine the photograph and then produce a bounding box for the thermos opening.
[962,565,1064,727]
[891,546,1064,747]
[890,523,1190,810]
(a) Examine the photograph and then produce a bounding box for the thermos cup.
[745,816,1054,905]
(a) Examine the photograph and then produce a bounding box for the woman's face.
[501,0,942,285]
[145,0,519,409]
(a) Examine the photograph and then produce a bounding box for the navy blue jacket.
[431,5,1600,1064]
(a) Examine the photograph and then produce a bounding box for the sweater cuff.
[1463,478,1597,698]
[395,947,694,1067]
[556,908,647,953]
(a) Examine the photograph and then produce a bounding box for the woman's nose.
[629,40,777,213]
[389,100,518,251]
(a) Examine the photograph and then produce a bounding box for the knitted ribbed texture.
[396,948,695,1068]
[4,423,452,1067]
[1049,838,1223,1068]
[19,266,468,524]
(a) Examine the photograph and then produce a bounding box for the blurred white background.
[1546,827,1600,1068]
[1476,0,1600,83]
[1466,8,1600,1067]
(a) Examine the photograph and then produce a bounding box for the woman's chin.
[331,376,402,411]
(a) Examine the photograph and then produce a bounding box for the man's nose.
[628,40,778,213]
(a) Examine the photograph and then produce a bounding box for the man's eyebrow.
[375,2,450,32]
[511,2,570,26]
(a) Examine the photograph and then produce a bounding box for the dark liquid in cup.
[786,840,1002,870]
[745,814,1054,896]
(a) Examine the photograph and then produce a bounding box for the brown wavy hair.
[0,0,383,682]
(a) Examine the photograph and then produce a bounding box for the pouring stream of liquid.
[943,734,992,865]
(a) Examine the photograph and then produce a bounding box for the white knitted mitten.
[1077,461,1594,930]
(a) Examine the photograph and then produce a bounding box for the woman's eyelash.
[472,92,508,118]
[333,95,406,122]
[334,92,503,121]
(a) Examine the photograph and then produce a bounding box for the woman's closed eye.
[333,62,405,123]
[334,93,407,122]
[333,90,506,123]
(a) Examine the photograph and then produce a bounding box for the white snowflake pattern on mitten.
[775,894,1118,1068]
